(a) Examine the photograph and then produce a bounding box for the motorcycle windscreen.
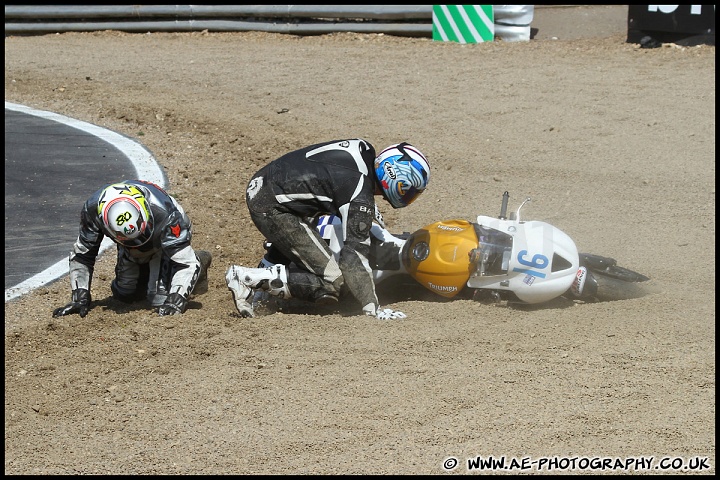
[471,225,514,276]
[401,219,479,298]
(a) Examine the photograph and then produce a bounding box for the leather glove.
[377,308,407,320]
[52,288,91,318]
[363,303,407,320]
[157,292,188,316]
[373,204,386,228]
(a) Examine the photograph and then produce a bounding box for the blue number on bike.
[518,250,548,269]
[512,250,549,278]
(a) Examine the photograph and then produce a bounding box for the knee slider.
[314,293,339,305]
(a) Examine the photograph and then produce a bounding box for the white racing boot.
[225,264,290,317]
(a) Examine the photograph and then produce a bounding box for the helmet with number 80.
[374,142,430,209]
[98,183,153,247]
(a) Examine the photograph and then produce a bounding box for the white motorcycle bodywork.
[467,215,579,304]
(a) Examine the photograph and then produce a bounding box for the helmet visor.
[398,184,423,207]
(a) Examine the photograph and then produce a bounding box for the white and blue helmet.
[374,142,430,209]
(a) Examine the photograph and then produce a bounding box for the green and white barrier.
[432,5,494,43]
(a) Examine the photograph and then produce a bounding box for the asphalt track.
[4,102,166,302]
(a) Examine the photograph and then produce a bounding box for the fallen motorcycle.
[259,191,654,309]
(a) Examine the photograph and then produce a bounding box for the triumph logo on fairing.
[427,282,458,293]
[437,225,463,232]
[383,162,397,179]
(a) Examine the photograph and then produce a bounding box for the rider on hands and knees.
[226,139,430,319]
[52,180,212,318]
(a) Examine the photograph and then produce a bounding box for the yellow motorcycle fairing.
[401,219,478,298]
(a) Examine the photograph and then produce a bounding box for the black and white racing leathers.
[245,138,381,312]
